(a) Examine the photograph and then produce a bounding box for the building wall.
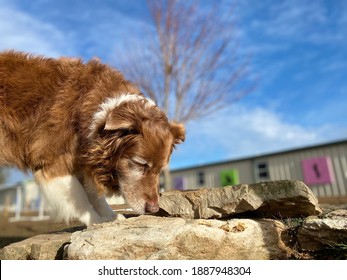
[0,179,127,215]
[170,140,347,202]
[171,159,253,189]
[23,180,41,210]
[260,141,347,199]
[0,187,18,213]
[0,180,40,214]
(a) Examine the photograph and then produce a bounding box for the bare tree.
[118,0,253,189]
[121,0,251,122]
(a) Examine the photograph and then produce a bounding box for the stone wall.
[1,180,346,260]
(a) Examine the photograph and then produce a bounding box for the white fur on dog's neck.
[89,93,156,138]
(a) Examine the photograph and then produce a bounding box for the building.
[1,139,346,218]
[0,179,47,221]
[0,179,40,213]
[170,139,347,204]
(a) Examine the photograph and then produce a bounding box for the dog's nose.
[145,201,159,213]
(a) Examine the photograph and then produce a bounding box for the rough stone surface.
[298,209,347,251]
[0,232,71,260]
[2,181,344,260]
[159,180,322,219]
[67,215,293,260]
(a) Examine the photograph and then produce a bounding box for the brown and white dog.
[0,51,185,226]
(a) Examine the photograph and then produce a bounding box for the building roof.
[171,138,347,173]
[0,179,35,192]
[0,183,23,192]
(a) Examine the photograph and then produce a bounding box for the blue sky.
[0,0,346,184]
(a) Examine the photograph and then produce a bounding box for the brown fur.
[0,51,185,219]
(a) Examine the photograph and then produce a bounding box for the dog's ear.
[104,116,132,131]
[104,111,138,135]
[170,122,185,144]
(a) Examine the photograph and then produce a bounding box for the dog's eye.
[132,157,151,173]
[132,157,148,166]
[142,163,149,174]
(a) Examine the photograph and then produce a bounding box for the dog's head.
[86,94,185,214]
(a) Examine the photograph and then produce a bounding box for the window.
[173,176,186,190]
[220,169,239,186]
[197,171,205,186]
[255,161,270,181]
[301,156,335,185]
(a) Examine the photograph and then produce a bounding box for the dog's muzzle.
[145,201,159,213]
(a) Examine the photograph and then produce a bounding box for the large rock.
[159,180,322,219]
[0,232,71,260]
[298,209,347,251]
[67,215,293,260]
[0,181,329,260]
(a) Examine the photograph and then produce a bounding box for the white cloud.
[263,0,327,37]
[0,2,72,57]
[235,108,316,141]
[199,106,318,151]
[238,0,346,47]
[0,1,148,62]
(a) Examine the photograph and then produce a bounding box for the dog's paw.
[87,212,124,227]
[101,213,125,222]
[115,213,126,221]
[100,212,127,223]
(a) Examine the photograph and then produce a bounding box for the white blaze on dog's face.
[91,94,185,214]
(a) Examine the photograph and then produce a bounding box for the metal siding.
[308,149,323,197]
[340,153,347,195]
[171,160,254,189]
[170,141,347,199]
[252,144,347,198]
[337,146,347,195]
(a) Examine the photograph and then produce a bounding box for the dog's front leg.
[84,177,121,222]
[34,172,104,226]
